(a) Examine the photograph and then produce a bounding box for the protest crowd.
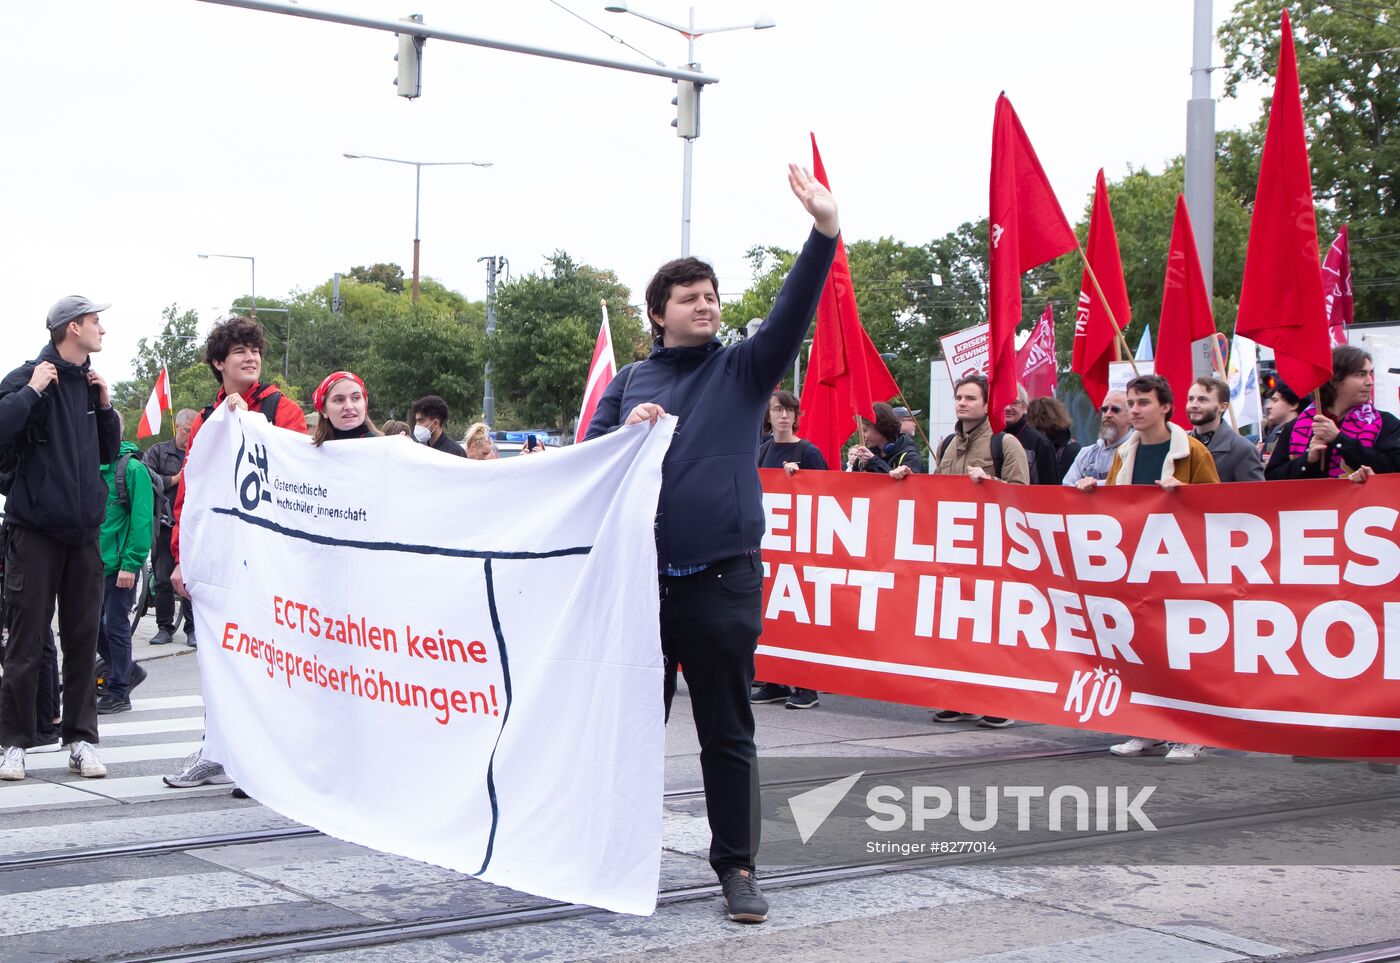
[0,12,1393,928]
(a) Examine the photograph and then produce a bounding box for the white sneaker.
[163,750,231,788]
[0,746,25,781]
[1109,737,1168,757]
[68,741,107,778]
[1164,743,1207,763]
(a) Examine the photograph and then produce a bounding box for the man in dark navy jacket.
[586,165,838,924]
[0,296,122,782]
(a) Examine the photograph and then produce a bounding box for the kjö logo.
[1063,665,1123,723]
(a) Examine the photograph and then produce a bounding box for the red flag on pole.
[1156,195,1217,428]
[574,302,616,444]
[137,366,171,439]
[988,94,1078,431]
[1322,224,1353,349]
[1234,9,1331,397]
[1070,170,1132,407]
[1016,305,1059,400]
[799,134,901,468]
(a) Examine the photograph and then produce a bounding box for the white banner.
[940,322,990,382]
[180,406,674,914]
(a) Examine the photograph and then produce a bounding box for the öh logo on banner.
[234,430,272,514]
[1062,665,1123,723]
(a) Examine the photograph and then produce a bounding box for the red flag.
[1156,195,1217,428]
[1322,224,1353,349]
[1016,305,1059,399]
[799,134,901,468]
[1235,9,1331,397]
[575,302,616,444]
[1071,170,1132,407]
[988,94,1078,431]
[137,366,171,439]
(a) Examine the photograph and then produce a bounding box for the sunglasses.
[1100,404,1123,414]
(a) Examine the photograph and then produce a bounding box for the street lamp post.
[197,252,256,317]
[604,3,773,256]
[343,153,492,303]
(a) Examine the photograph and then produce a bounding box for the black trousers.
[1,525,102,748]
[151,526,191,632]
[661,553,763,877]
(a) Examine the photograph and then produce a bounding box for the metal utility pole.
[479,254,507,427]
[1185,0,1216,296]
[604,3,773,257]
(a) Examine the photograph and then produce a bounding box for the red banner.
[756,469,1400,759]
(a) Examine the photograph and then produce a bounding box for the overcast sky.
[0,0,1265,385]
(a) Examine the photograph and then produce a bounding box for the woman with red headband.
[311,371,381,446]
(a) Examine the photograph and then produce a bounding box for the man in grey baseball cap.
[46,295,110,331]
[0,294,120,781]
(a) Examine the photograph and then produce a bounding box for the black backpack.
[113,453,160,561]
[201,389,285,427]
[937,431,1007,480]
[0,376,52,497]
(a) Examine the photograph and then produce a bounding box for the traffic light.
[671,71,700,139]
[395,14,424,99]
[1258,361,1279,397]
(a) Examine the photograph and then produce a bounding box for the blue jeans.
[97,573,137,699]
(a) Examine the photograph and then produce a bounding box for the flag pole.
[1209,335,1240,430]
[1074,241,1138,377]
[895,391,935,456]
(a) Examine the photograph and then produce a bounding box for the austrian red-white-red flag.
[137,367,171,439]
[575,301,616,444]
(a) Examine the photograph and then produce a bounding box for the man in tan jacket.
[930,374,1028,729]
[932,375,1030,484]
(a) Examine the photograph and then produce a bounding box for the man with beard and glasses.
[1062,390,1134,486]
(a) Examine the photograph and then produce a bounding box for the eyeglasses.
[1100,405,1123,414]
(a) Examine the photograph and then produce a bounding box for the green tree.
[487,253,646,430]
[1219,0,1400,320]
[346,262,406,294]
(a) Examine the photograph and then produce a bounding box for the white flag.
[1228,334,1263,429]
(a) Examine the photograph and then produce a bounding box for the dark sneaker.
[785,688,819,710]
[931,710,981,723]
[163,751,231,788]
[150,628,175,646]
[96,694,132,715]
[720,868,768,923]
[978,717,1015,729]
[749,683,791,704]
[231,786,250,799]
[185,629,197,649]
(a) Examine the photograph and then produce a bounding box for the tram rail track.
[0,743,1113,872]
[107,785,1400,963]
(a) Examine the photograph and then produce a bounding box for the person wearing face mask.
[1062,390,1133,486]
[410,395,466,457]
[311,372,381,446]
